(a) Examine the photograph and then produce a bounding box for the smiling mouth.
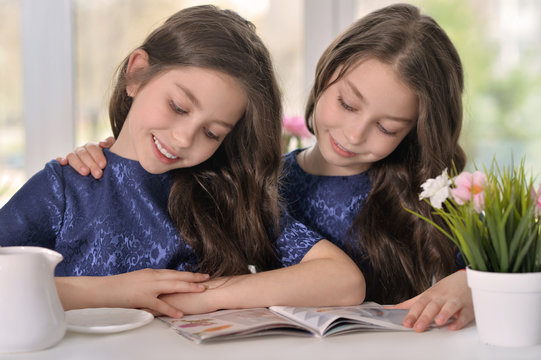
[152,136,179,160]
[330,135,357,157]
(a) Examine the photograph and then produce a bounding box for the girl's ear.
[125,49,150,97]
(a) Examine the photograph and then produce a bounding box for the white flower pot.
[466,268,541,347]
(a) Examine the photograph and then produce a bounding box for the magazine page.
[159,308,314,343]
[269,302,411,336]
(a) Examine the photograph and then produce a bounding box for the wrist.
[204,276,241,311]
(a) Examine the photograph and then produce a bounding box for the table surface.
[1,319,540,360]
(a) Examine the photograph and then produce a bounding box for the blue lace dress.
[280,149,465,300]
[280,149,371,268]
[0,150,321,276]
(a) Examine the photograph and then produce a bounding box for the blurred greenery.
[420,0,541,173]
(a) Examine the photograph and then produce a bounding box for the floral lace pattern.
[0,150,320,276]
[280,149,371,261]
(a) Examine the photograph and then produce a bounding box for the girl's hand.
[57,269,209,318]
[391,270,473,332]
[56,136,114,179]
[159,277,231,315]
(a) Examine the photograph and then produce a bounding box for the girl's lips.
[151,136,180,164]
[330,135,357,158]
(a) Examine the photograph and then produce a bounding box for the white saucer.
[65,308,154,334]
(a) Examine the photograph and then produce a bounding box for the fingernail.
[99,162,106,168]
[403,319,413,327]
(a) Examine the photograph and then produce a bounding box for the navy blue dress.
[280,149,465,294]
[280,149,371,268]
[0,150,321,276]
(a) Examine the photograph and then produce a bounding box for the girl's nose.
[171,121,198,149]
[344,117,369,145]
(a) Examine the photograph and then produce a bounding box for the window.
[73,0,304,144]
[356,0,541,174]
[0,0,23,205]
[4,0,541,206]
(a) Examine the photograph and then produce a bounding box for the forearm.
[162,240,366,313]
[55,276,111,310]
[56,269,210,316]
[212,258,364,309]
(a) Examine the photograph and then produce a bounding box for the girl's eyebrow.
[345,79,413,123]
[345,79,366,104]
[176,83,201,109]
[175,83,235,129]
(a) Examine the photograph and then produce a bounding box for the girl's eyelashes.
[204,128,220,141]
[337,96,398,136]
[168,99,221,141]
[377,123,397,136]
[169,100,187,115]
[338,97,356,112]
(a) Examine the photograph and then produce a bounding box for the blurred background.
[1,0,541,205]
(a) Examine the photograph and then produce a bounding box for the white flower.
[419,169,452,209]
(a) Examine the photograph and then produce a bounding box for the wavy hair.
[109,5,283,276]
[305,3,466,302]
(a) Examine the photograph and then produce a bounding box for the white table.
[1,319,540,360]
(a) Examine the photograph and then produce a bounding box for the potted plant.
[407,159,541,347]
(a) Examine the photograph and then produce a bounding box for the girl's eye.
[204,128,220,141]
[377,123,397,136]
[169,100,187,115]
[338,97,356,112]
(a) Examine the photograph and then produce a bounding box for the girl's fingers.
[156,280,207,294]
[151,269,210,282]
[390,296,417,309]
[99,136,115,149]
[401,297,428,328]
[146,298,184,318]
[85,142,108,169]
[434,298,462,326]
[74,146,103,179]
[448,307,474,331]
[65,152,90,176]
[140,308,160,317]
[56,157,68,166]
[412,300,444,332]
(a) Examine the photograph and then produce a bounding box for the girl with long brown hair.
[1,5,364,316]
[281,3,470,332]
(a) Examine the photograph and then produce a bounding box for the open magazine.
[159,302,419,343]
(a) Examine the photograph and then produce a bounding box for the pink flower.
[531,184,541,217]
[282,116,312,138]
[451,171,487,213]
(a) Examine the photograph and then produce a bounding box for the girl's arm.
[55,269,210,318]
[159,239,366,314]
[57,137,114,179]
[391,270,473,332]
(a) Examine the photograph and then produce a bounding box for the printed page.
[270,302,411,336]
[159,308,313,343]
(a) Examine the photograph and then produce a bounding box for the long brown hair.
[305,3,466,303]
[109,5,283,276]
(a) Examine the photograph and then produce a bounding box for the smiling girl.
[0,5,364,317]
[281,3,470,332]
